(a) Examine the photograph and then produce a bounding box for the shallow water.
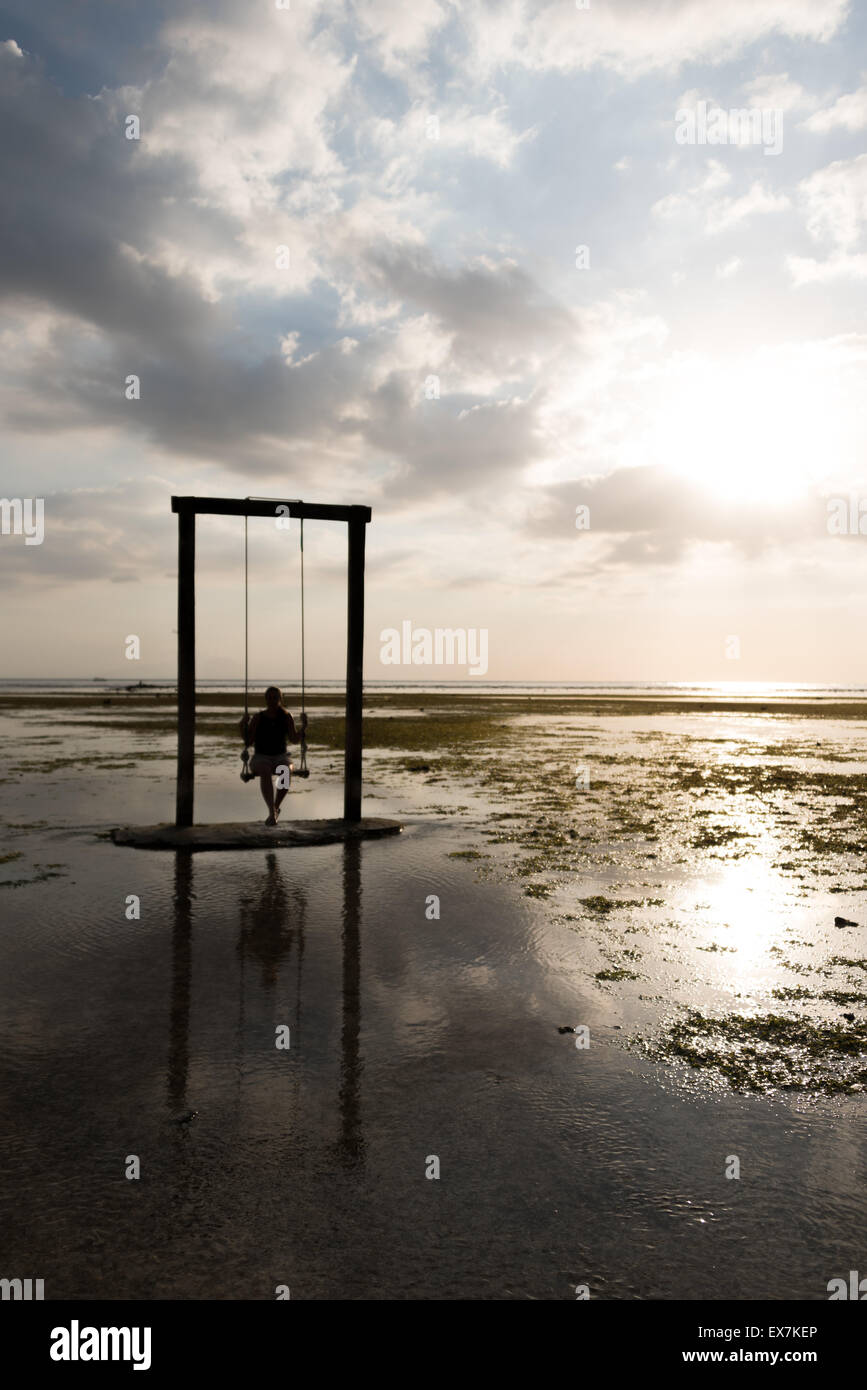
[1,703,865,1298]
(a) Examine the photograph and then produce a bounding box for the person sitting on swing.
[240,686,306,825]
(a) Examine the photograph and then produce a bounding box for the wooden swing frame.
[172,496,370,827]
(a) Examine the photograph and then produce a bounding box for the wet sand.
[1,692,865,1298]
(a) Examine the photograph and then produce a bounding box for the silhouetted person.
[240,685,306,824]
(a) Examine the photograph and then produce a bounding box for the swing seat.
[241,746,308,781]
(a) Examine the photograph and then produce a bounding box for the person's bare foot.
[273,802,281,821]
[265,814,277,826]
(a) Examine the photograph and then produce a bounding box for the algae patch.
[579,895,648,918]
[651,1009,867,1093]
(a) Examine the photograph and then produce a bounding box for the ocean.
[3,677,867,699]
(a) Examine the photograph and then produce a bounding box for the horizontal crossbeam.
[171,496,371,523]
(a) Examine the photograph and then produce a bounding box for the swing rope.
[244,511,249,727]
[240,512,254,780]
[297,516,309,775]
[240,503,309,781]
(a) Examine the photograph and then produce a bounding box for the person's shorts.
[249,751,292,778]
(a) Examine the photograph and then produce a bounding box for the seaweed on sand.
[651,1010,867,1093]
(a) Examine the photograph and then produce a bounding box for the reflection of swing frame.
[172,496,371,828]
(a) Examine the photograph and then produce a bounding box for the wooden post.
[339,840,362,1161]
[344,510,366,821]
[176,507,196,827]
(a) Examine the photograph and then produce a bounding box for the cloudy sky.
[2,0,867,682]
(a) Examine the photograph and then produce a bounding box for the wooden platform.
[111,818,403,851]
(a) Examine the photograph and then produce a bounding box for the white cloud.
[741,72,808,110]
[651,159,729,220]
[462,0,848,79]
[352,0,449,77]
[796,152,867,252]
[802,83,867,132]
[366,101,537,178]
[118,10,352,219]
[652,164,788,234]
[704,181,790,234]
[787,252,867,285]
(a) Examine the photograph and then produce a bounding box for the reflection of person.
[239,686,302,825]
[237,851,304,990]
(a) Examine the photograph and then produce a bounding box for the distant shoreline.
[2,689,867,718]
[3,679,866,696]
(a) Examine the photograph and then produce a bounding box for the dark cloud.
[0,482,172,587]
[361,242,577,358]
[0,2,174,95]
[0,40,562,508]
[0,477,427,592]
[0,45,240,345]
[522,465,830,563]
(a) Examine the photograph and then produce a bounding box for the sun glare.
[648,349,857,505]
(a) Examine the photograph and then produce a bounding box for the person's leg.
[274,760,291,815]
[259,772,275,820]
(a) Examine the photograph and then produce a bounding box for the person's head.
[264,685,283,710]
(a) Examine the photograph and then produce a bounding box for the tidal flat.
[0,690,865,1298]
